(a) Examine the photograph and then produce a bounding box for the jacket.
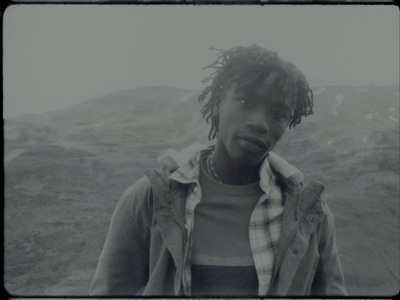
[90,146,347,296]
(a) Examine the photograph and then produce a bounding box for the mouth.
[237,133,268,153]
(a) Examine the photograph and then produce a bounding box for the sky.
[3,4,399,118]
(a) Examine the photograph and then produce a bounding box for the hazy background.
[3,4,399,118]
[3,3,399,297]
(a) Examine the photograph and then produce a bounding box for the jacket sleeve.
[311,204,347,296]
[90,177,153,296]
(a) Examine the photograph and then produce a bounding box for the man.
[90,44,346,296]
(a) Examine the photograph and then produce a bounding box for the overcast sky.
[3,4,399,118]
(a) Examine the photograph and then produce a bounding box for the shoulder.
[115,176,154,228]
[303,180,336,229]
[121,176,152,200]
[320,200,336,232]
[312,192,337,242]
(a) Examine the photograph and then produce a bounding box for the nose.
[245,107,269,134]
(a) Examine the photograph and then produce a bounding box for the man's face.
[216,72,295,167]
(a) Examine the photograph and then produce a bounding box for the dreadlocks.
[198,44,314,140]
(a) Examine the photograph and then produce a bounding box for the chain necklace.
[207,153,223,184]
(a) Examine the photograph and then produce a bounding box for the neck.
[211,144,260,185]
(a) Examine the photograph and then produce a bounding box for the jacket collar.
[152,143,324,220]
[166,144,304,197]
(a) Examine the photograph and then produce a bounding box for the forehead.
[234,68,296,109]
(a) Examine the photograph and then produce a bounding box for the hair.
[198,44,314,140]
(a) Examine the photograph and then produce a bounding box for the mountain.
[4,84,399,296]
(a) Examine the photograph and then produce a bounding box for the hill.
[4,84,399,296]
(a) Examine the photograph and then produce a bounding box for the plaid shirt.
[169,148,284,296]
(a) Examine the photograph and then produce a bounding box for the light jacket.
[90,146,347,296]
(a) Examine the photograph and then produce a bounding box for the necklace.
[208,153,223,184]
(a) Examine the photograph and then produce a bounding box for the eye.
[272,108,290,121]
[239,98,248,105]
[238,97,253,107]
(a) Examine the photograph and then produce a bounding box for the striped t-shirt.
[191,156,263,296]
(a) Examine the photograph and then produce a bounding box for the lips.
[237,133,268,153]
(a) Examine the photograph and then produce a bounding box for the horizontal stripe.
[192,254,255,266]
[191,264,258,296]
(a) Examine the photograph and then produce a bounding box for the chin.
[232,150,267,167]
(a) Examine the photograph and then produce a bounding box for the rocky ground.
[4,84,399,296]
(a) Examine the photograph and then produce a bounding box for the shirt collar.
[168,145,300,205]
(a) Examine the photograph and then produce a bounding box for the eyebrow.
[269,100,291,112]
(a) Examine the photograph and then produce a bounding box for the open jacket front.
[90,147,346,296]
